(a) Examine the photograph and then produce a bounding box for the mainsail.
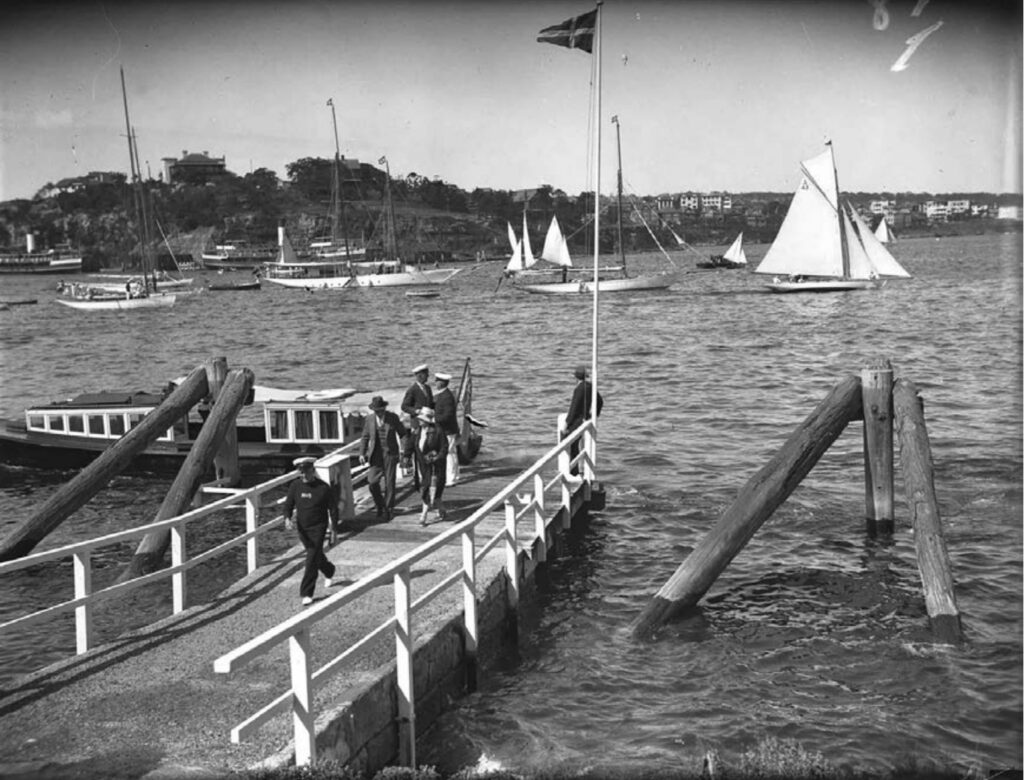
[539,216,573,267]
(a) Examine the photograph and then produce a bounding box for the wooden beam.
[630,374,863,637]
[862,358,895,533]
[893,379,963,643]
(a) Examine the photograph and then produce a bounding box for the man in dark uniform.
[401,363,434,488]
[565,364,604,475]
[432,370,461,486]
[360,395,408,521]
[283,457,338,606]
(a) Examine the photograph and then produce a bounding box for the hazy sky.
[1,0,1020,202]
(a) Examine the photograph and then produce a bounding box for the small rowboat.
[405,289,440,299]
[208,280,261,292]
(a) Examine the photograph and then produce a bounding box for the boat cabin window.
[318,410,339,439]
[294,410,314,440]
[25,407,175,442]
[264,403,346,443]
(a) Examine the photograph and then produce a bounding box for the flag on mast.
[537,9,597,53]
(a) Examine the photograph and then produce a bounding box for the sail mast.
[327,98,350,259]
[119,67,153,293]
[612,114,627,276]
[589,0,602,473]
[829,142,851,279]
[380,157,399,265]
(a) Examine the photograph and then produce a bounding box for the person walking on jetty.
[283,457,338,606]
[432,370,461,486]
[401,363,434,489]
[415,408,449,525]
[565,364,603,476]
[360,395,408,522]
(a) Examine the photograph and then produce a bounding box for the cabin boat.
[0,360,483,477]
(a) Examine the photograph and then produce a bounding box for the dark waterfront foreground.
[0,233,1020,776]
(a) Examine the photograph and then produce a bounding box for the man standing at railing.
[284,457,338,606]
[565,364,603,476]
[360,395,408,522]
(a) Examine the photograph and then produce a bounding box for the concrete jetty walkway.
[0,461,527,780]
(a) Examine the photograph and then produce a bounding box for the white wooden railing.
[0,440,365,657]
[213,420,596,768]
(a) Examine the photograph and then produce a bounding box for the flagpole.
[589,0,602,479]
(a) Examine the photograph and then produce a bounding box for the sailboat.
[345,156,461,288]
[754,144,911,293]
[516,114,675,295]
[505,213,571,283]
[57,68,177,311]
[874,218,896,244]
[697,232,747,270]
[263,101,363,289]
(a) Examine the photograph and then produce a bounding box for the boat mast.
[612,114,627,277]
[829,141,851,279]
[589,0,602,473]
[327,98,350,259]
[380,156,400,265]
[120,67,154,293]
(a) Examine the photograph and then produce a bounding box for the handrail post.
[289,628,316,766]
[335,457,355,522]
[73,549,93,654]
[461,527,479,692]
[245,494,261,573]
[533,474,547,562]
[170,521,186,614]
[862,359,895,534]
[394,568,416,767]
[504,499,520,646]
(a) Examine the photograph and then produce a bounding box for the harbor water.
[0,233,1020,775]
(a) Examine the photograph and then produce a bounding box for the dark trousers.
[297,521,335,598]
[367,450,398,512]
[419,458,447,506]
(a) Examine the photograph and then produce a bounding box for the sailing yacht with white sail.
[505,213,572,283]
[754,144,911,293]
[874,218,896,244]
[516,115,675,295]
[697,232,747,269]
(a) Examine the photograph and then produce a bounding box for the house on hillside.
[162,150,227,185]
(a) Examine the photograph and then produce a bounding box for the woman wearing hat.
[415,407,449,525]
[359,396,408,521]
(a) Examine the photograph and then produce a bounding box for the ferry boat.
[0,359,483,477]
[201,240,277,271]
[0,236,82,275]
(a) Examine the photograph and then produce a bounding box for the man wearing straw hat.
[283,457,338,606]
[432,370,461,486]
[359,395,408,522]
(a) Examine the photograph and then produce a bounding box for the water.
[0,235,1021,774]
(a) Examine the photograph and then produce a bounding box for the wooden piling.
[121,368,255,580]
[893,379,963,643]
[630,374,864,637]
[0,367,209,562]
[205,357,241,486]
[862,358,895,534]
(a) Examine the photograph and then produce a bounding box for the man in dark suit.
[401,363,434,488]
[432,370,461,486]
[565,364,603,475]
[359,395,408,521]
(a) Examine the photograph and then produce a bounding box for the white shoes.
[323,577,333,588]
[301,596,313,606]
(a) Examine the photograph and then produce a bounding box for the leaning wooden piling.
[0,367,209,562]
[630,374,863,637]
[122,368,255,580]
[862,358,895,534]
[206,356,241,486]
[893,378,963,643]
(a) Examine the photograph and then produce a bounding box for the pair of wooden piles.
[631,359,962,644]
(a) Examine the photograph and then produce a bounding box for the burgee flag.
[537,9,596,53]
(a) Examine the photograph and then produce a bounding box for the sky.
[0,0,1021,203]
